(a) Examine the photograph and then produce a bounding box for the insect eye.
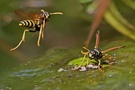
[44,12,48,15]
[91,50,95,55]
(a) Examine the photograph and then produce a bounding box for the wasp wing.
[14,9,40,21]
[102,46,125,54]
[94,31,100,48]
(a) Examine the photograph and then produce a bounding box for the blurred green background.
[0,0,135,89]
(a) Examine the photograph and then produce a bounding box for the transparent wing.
[94,31,100,48]
[14,9,40,20]
[102,46,125,53]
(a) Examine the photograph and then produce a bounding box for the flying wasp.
[10,9,63,51]
[80,31,125,71]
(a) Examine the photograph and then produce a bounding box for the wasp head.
[40,10,50,20]
[88,48,103,60]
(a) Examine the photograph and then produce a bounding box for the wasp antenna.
[82,46,90,52]
[81,50,89,55]
[50,12,63,15]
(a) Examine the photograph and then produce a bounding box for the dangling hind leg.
[10,29,29,51]
[22,29,29,42]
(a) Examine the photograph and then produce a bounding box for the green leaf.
[68,57,97,66]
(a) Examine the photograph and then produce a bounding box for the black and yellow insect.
[10,9,63,51]
[81,31,125,71]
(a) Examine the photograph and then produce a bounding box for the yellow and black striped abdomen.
[19,20,35,28]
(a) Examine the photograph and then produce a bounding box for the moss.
[0,40,135,90]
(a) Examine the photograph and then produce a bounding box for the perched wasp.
[10,9,63,51]
[80,31,125,71]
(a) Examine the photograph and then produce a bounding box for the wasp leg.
[103,54,109,59]
[72,48,89,70]
[40,10,46,40]
[10,40,23,51]
[79,47,90,66]
[80,50,89,67]
[104,54,113,60]
[82,46,90,51]
[98,60,104,72]
[41,26,44,39]
[37,24,43,46]
[10,29,29,51]
[22,29,29,42]
[103,54,115,64]
[41,21,46,39]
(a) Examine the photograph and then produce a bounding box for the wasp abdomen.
[19,20,35,28]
